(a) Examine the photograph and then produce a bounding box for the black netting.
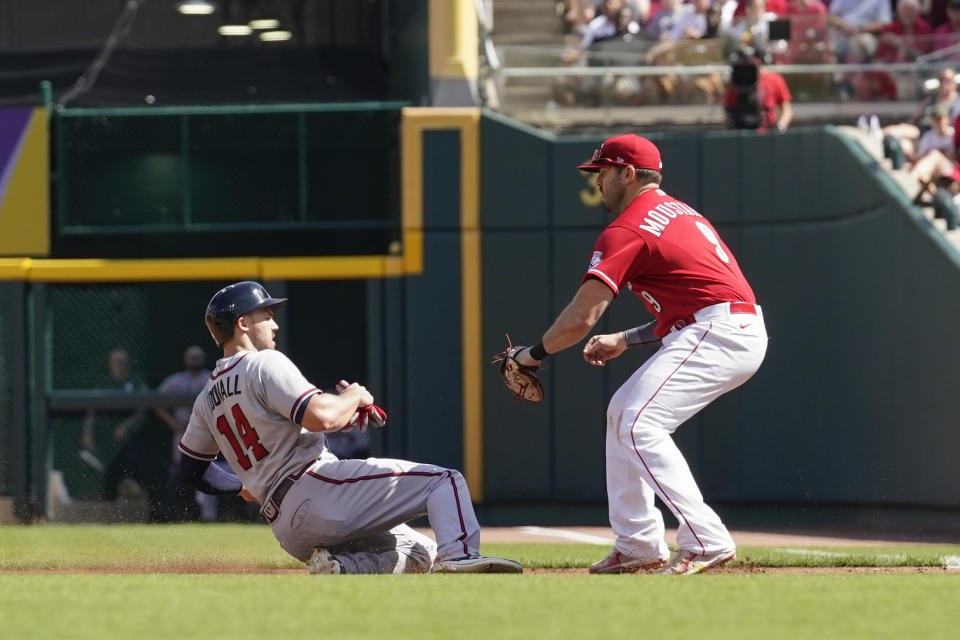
[48,285,150,390]
[0,286,10,494]
[47,285,154,507]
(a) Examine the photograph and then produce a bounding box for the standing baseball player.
[509,134,767,575]
[177,281,521,575]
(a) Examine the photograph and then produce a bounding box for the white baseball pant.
[266,451,478,573]
[606,302,767,561]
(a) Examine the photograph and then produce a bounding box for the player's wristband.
[622,321,658,347]
[529,341,550,361]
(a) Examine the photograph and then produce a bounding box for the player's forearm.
[541,281,613,355]
[177,455,242,495]
[542,309,597,354]
[300,393,362,433]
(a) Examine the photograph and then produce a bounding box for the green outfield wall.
[2,106,959,520]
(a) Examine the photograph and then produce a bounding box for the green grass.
[0,523,295,571]
[2,524,958,571]
[1,525,959,639]
[2,573,960,639]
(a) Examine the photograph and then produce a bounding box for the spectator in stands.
[703,2,725,38]
[909,96,960,192]
[827,0,893,63]
[565,0,651,30]
[933,0,960,53]
[80,348,146,475]
[915,103,957,162]
[155,345,216,521]
[82,348,168,520]
[779,0,830,64]
[722,46,793,131]
[640,0,728,104]
[874,67,960,160]
[718,0,743,31]
[565,0,595,29]
[872,0,934,103]
[557,0,646,106]
[876,0,934,63]
[667,0,716,40]
[647,0,688,40]
[576,0,642,48]
[723,0,779,53]
[731,0,787,19]
[907,143,960,203]
[783,0,827,17]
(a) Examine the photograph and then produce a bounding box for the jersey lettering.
[695,221,730,264]
[215,404,269,470]
[638,202,702,237]
[208,374,242,411]
[640,290,662,312]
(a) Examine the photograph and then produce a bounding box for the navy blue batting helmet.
[204,281,287,348]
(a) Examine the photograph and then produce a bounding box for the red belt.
[729,302,757,315]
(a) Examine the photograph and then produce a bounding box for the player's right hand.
[583,333,627,367]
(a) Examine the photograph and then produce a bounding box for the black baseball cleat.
[430,555,523,574]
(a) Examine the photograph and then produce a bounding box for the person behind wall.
[81,347,168,519]
[155,345,219,521]
[722,46,793,132]
[827,0,893,64]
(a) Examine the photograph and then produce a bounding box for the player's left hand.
[491,337,544,403]
[239,487,260,504]
[336,380,388,431]
[512,346,541,367]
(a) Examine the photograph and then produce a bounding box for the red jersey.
[783,1,827,16]
[583,188,756,338]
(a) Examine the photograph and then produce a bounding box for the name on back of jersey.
[208,374,242,411]
[637,197,702,238]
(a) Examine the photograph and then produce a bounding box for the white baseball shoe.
[589,549,668,574]
[307,548,343,575]
[431,555,523,574]
[655,549,736,575]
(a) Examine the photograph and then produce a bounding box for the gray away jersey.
[178,349,325,501]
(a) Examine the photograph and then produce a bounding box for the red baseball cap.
[577,134,663,173]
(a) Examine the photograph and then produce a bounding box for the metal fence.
[47,285,153,506]
[491,29,960,130]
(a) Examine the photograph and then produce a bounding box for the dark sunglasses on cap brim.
[588,148,632,167]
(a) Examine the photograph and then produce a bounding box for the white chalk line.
[518,526,613,545]
[510,536,960,568]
